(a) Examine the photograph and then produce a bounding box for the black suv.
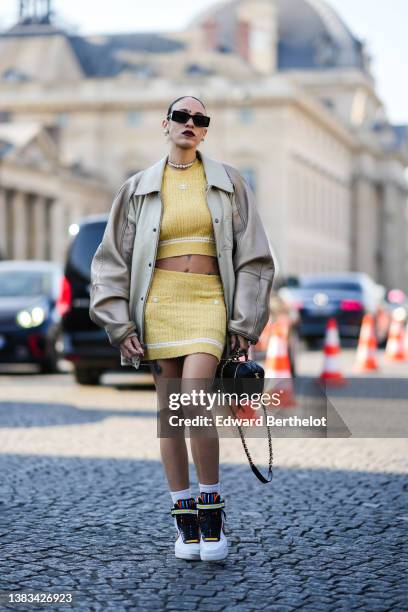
[59,215,148,385]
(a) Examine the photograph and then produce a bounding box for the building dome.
[277,0,365,70]
[192,0,366,72]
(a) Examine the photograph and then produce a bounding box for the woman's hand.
[230,333,249,353]
[120,333,144,360]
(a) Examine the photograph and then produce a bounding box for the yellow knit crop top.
[156,158,217,260]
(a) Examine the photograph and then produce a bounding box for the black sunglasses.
[167,109,211,128]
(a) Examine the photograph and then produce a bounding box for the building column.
[351,176,380,278]
[380,183,408,291]
[0,188,7,259]
[49,198,66,263]
[32,194,48,260]
[12,191,28,260]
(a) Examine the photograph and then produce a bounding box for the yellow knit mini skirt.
[143,268,227,361]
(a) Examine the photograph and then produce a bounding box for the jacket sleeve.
[89,179,138,348]
[225,167,275,343]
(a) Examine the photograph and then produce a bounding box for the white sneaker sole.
[175,541,201,561]
[200,539,228,561]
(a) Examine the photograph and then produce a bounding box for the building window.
[2,67,28,82]
[185,64,214,76]
[127,111,142,127]
[320,98,334,111]
[238,107,254,124]
[56,113,69,127]
[240,168,257,194]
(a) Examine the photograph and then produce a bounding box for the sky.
[0,0,407,124]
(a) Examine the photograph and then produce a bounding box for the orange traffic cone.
[277,314,290,342]
[317,318,346,385]
[385,313,406,361]
[264,320,296,407]
[353,314,379,372]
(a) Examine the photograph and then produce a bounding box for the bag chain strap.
[224,346,273,484]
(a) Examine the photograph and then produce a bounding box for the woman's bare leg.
[181,353,220,486]
[150,357,189,491]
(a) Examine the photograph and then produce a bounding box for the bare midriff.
[155,254,219,275]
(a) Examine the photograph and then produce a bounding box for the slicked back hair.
[166,96,206,117]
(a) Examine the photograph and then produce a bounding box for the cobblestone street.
[0,363,407,611]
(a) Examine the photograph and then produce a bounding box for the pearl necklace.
[167,158,196,169]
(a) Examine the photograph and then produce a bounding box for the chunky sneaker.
[171,498,200,560]
[197,492,228,561]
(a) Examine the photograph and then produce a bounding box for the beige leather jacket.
[89,150,275,369]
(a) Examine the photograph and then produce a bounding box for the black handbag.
[213,346,273,483]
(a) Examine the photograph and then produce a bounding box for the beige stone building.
[0,122,110,263]
[0,0,407,290]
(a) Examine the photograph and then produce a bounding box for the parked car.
[278,272,388,347]
[59,215,151,385]
[0,260,63,372]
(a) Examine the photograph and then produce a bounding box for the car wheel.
[39,334,61,374]
[39,356,59,374]
[304,337,319,350]
[74,366,102,386]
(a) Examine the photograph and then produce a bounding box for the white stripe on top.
[145,337,224,350]
[158,237,215,246]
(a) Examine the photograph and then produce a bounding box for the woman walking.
[89,95,275,561]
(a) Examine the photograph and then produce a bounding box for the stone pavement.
[0,372,407,611]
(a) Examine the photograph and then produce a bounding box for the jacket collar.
[134,149,234,195]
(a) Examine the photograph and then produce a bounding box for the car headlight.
[16,306,46,328]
